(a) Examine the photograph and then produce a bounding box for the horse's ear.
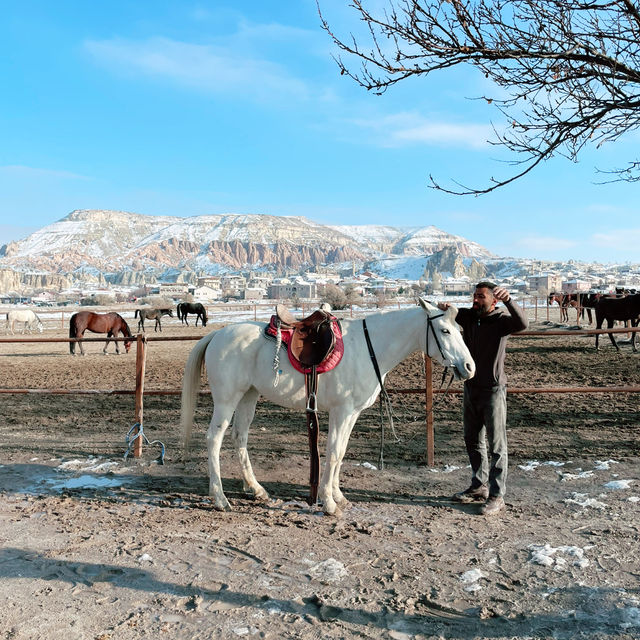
[418,297,436,313]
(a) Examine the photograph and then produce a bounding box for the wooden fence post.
[133,333,147,457]
[424,354,434,466]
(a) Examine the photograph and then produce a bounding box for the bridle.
[425,311,447,361]
[424,310,457,399]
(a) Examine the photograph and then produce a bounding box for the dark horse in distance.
[176,302,208,327]
[594,293,640,352]
[69,311,133,355]
[134,307,173,332]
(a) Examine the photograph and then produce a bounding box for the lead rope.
[362,319,399,471]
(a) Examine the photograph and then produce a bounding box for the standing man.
[439,282,528,515]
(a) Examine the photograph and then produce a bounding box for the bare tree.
[320,0,640,194]
[323,283,349,309]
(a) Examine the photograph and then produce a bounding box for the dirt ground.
[0,306,639,639]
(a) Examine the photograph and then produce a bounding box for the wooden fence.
[0,324,638,465]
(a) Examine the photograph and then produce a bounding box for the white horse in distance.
[6,309,43,334]
[181,299,475,515]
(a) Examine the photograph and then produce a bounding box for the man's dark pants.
[462,384,508,498]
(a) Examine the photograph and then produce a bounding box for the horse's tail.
[134,309,139,319]
[69,314,77,354]
[181,330,216,452]
[176,304,182,321]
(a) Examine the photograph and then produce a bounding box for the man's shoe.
[452,485,489,503]
[480,496,505,515]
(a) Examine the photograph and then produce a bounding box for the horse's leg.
[328,412,360,509]
[319,408,359,515]
[78,331,85,355]
[207,400,240,511]
[104,331,118,355]
[231,388,269,501]
[607,319,619,351]
[632,319,639,352]
[155,318,160,332]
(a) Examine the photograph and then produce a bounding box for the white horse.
[6,309,43,334]
[181,299,475,515]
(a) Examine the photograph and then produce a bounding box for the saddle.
[265,305,344,505]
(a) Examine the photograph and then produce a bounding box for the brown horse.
[69,311,133,355]
[548,292,577,323]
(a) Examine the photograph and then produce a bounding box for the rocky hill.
[0,209,497,292]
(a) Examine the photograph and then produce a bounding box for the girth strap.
[305,365,320,505]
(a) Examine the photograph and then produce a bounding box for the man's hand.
[437,302,451,311]
[493,287,511,303]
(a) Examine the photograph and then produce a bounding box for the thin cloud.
[352,113,494,149]
[515,235,577,252]
[84,36,311,102]
[0,165,88,180]
[592,228,640,250]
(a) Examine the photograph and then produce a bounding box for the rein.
[363,309,458,467]
[362,318,399,470]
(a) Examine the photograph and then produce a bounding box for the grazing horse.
[69,311,133,355]
[595,293,640,352]
[180,299,475,515]
[547,292,580,323]
[176,302,208,327]
[6,309,43,334]
[134,307,173,332]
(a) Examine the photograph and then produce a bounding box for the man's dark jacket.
[455,299,528,389]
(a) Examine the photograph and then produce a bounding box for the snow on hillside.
[367,256,429,280]
[331,224,411,245]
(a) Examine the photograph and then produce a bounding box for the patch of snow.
[528,544,591,570]
[459,568,485,592]
[354,462,378,470]
[307,558,348,583]
[558,469,595,481]
[518,460,567,472]
[563,492,607,510]
[594,460,619,470]
[428,464,461,474]
[604,479,634,490]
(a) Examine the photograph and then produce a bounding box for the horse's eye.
[441,328,450,334]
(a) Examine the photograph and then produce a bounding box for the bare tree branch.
[318,0,640,194]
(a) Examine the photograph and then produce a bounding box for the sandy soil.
[0,306,639,639]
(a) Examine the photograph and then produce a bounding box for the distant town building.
[158,283,190,298]
[562,279,591,294]
[192,285,221,302]
[267,281,316,299]
[528,273,563,294]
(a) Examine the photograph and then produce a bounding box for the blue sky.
[1,1,638,263]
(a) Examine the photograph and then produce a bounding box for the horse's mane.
[120,315,132,337]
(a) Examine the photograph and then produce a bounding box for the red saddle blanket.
[265,315,344,374]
